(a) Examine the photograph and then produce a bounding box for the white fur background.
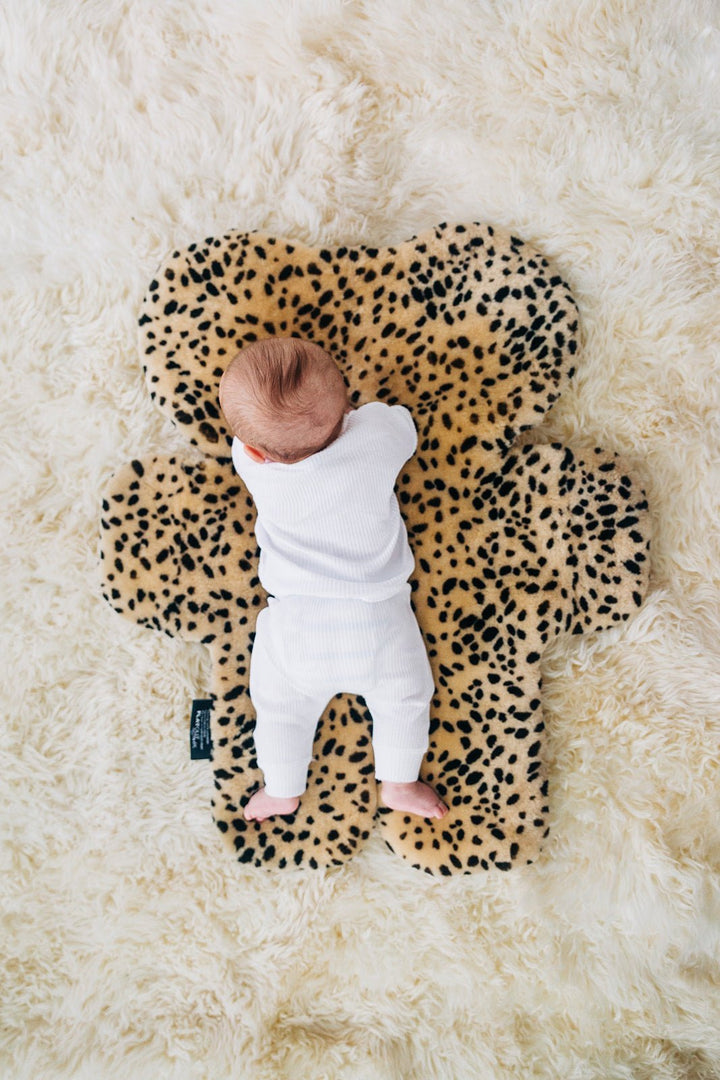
[2,2,720,1077]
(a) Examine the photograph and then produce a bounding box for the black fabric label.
[190,699,213,760]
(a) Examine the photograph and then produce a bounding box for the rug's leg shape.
[377,675,550,876]
[211,677,378,869]
[100,455,378,869]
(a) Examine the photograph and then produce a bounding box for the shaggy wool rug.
[2,2,719,1078]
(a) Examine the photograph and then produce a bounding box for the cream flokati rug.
[2,1,720,1077]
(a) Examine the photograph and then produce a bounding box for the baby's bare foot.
[244,787,300,822]
[380,780,448,819]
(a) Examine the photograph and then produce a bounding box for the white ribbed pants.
[249,591,434,798]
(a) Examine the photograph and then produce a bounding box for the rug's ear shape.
[100,456,260,643]
[138,222,579,471]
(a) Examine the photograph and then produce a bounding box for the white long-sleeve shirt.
[231,402,418,601]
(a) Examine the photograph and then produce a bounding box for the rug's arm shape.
[560,448,651,634]
[100,455,261,642]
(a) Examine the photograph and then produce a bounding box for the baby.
[219,336,448,823]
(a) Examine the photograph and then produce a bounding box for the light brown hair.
[219,337,348,463]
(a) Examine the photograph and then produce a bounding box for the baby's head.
[219,337,348,464]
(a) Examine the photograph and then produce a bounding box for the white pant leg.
[361,593,434,783]
[249,604,331,798]
[250,593,434,795]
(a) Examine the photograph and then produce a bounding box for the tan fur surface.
[3,2,719,1077]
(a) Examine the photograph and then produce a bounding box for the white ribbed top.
[231,402,418,600]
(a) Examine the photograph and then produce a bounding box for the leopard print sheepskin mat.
[100,221,651,876]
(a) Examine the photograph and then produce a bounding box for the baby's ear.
[243,445,267,464]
